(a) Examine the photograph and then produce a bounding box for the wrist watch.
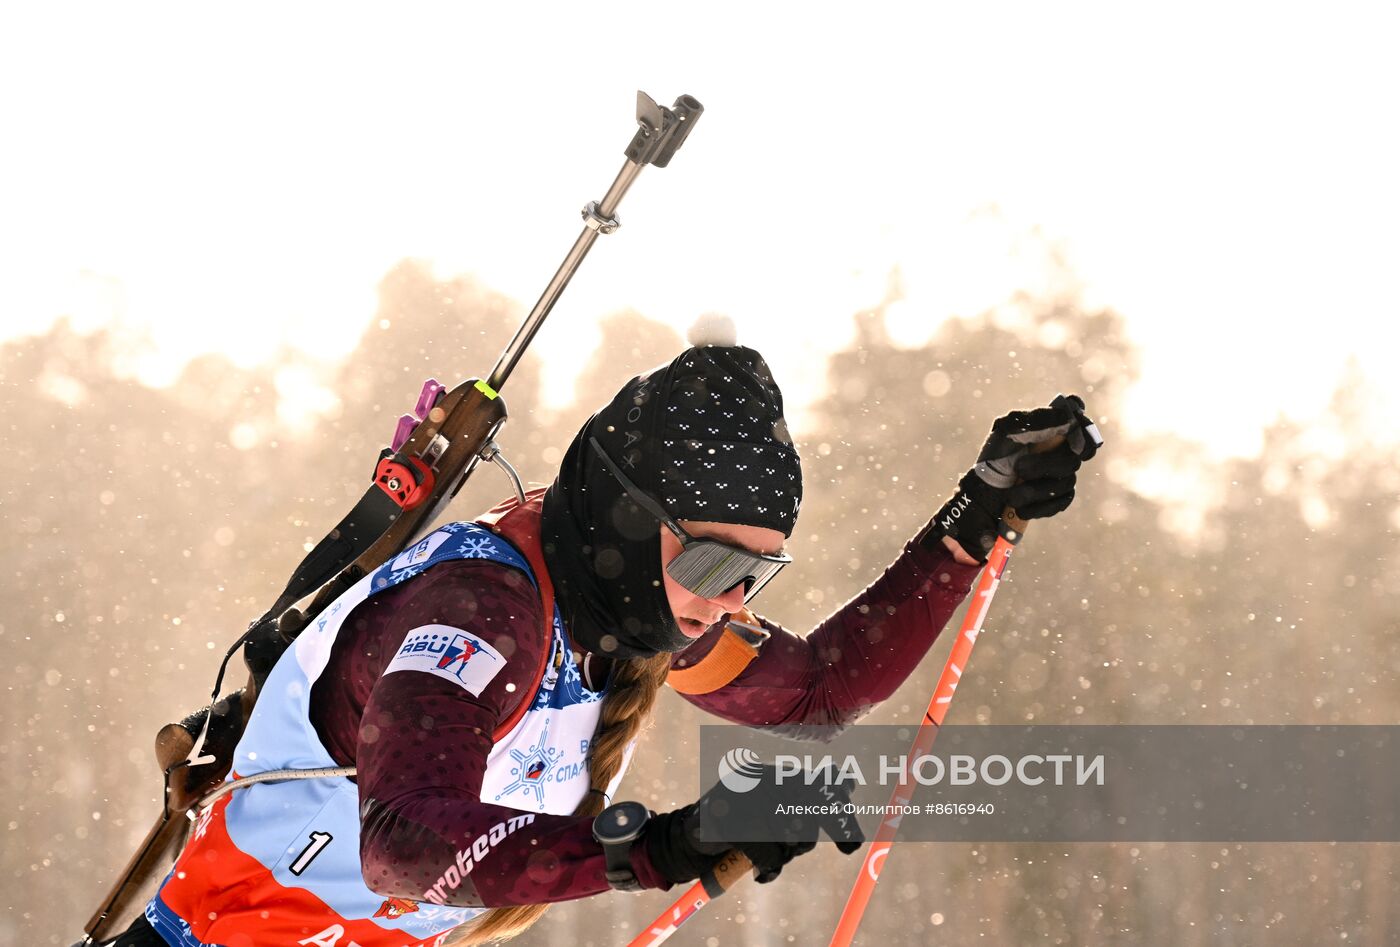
[592,800,651,892]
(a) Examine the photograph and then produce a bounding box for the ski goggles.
[589,437,791,602]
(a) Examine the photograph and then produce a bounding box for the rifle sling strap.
[476,490,556,741]
[275,485,403,610]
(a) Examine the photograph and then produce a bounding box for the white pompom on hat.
[686,312,738,348]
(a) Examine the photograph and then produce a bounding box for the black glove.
[645,764,864,885]
[920,394,1101,562]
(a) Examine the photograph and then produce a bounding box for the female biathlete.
[106,344,1097,946]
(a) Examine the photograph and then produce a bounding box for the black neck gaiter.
[541,363,681,659]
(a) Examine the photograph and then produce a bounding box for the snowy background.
[3,3,1398,944]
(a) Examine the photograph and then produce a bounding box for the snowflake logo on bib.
[461,535,500,558]
[494,718,563,808]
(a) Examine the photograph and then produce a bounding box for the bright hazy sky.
[3,2,1397,458]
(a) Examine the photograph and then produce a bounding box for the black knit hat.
[650,346,802,535]
[541,345,802,657]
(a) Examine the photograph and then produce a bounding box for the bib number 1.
[289,831,334,876]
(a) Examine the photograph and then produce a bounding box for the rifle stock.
[81,727,196,945]
[75,388,505,941]
[83,809,190,944]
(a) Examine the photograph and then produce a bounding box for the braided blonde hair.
[448,652,673,944]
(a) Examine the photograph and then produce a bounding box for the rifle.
[77,90,704,947]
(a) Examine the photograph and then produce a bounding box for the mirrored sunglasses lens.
[669,544,741,599]
[741,561,785,602]
[668,543,786,600]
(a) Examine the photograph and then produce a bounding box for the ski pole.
[828,411,1100,946]
[627,850,753,947]
[628,417,1093,947]
[825,526,1020,947]
[626,511,1032,947]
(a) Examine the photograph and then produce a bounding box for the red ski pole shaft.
[626,849,753,947]
[827,432,1066,947]
[628,429,1068,947]
[827,530,1017,947]
[627,532,1017,947]
[626,533,1019,947]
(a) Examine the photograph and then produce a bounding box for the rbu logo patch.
[385,623,506,697]
[391,531,451,572]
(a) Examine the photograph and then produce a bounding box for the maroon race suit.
[312,529,979,907]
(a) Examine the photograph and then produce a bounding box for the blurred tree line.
[1,259,1396,945]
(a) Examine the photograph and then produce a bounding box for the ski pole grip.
[1003,392,1100,533]
[698,849,755,898]
[1002,434,1067,535]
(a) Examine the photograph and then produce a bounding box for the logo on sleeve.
[385,624,506,696]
